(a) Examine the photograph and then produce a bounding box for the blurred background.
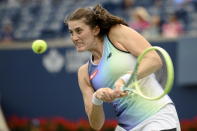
[0,0,197,130]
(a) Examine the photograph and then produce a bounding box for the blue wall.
[0,47,87,119]
[0,39,197,120]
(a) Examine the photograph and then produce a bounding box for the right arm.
[78,63,105,130]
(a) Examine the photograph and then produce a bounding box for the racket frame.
[122,46,174,100]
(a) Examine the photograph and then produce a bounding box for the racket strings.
[137,50,168,99]
[123,46,174,100]
[155,50,167,89]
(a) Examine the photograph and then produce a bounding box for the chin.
[76,47,86,52]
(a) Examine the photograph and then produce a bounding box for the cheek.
[82,32,94,42]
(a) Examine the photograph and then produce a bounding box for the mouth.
[76,43,83,47]
[74,42,85,50]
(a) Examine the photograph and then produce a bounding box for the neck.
[90,37,103,64]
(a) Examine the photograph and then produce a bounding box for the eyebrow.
[69,27,82,32]
[75,27,81,30]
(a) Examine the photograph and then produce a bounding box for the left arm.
[109,24,162,79]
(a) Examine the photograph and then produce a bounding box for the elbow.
[90,124,102,131]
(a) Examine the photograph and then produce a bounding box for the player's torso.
[88,35,136,90]
[88,35,172,130]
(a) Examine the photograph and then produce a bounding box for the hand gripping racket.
[122,46,174,100]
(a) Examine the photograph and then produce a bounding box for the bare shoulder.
[78,63,89,80]
[108,25,132,51]
[109,24,135,39]
[78,63,88,74]
[108,24,151,56]
[78,63,91,87]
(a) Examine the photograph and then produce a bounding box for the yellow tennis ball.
[32,40,47,54]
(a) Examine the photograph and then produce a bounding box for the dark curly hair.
[64,4,128,37]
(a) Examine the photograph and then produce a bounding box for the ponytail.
[92,4,128,36]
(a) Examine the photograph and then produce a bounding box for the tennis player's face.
[68,19,98,52]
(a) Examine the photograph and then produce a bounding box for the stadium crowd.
[0,0,196,42]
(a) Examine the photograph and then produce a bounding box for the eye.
[68,30,73,34]
[75,28,82,34]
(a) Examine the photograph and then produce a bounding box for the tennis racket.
[121,46,174,100]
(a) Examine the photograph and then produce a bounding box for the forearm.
[137,55,162,79]
[78,65,105,130]
[121,54,162,83]
[88,104,105,130]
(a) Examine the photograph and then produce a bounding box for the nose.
[71,34,79,41]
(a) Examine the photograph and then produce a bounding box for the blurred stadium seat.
[0,0,196,41]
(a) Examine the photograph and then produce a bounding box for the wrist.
[120,73,131,83]
[92,92,103,106]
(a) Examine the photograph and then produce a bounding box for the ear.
[93,26,100,36]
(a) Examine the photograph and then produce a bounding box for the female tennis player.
[65,4,180,131]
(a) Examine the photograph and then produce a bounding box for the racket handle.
[120,86,135,93]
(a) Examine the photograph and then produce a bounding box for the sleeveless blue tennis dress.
[88,36,172,130]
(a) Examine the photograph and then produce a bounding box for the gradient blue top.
[88,36,172,130]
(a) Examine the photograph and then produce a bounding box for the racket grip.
[121,86,135,93]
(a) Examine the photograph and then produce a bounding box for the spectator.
[7,0,20,8]
[162,13,184,38]
[121,0,136,11]
[192,0,197,11]
[142,15,162,39]
[120,0,136,21]
[0,22,14,44]
[165,0,190,31]
[129,7,151,33]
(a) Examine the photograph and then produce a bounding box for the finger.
[113,87,129,98]
[113,90,123,98]
[100,88,116,102]
[102,92,112,101]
